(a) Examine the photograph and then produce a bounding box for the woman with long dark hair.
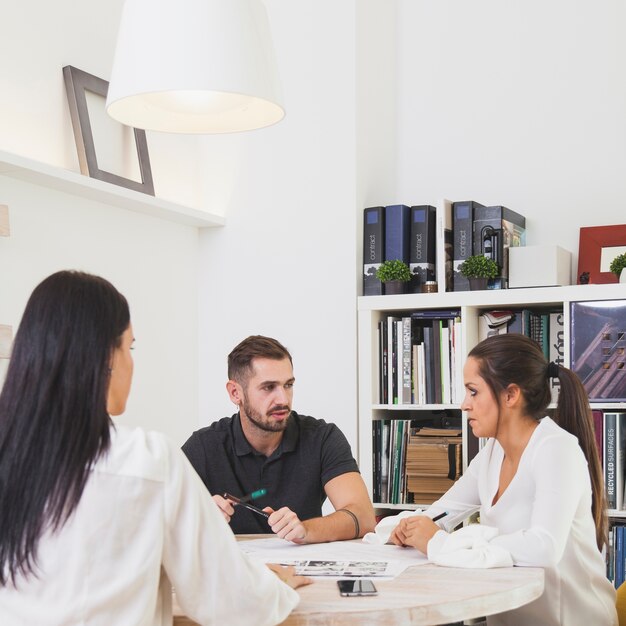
[0,270,308,625]
[390,333,617,625]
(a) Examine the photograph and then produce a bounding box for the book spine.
[617,525,624,588]
[384,204,411,264]
[618,413,626,510]
[380,420,389,504]
[452,201,478,291]
[423,326,434,404]
[396,320,403,405]
[401,317,412,404]
[387,317,396,405]
[363,206,385,296]
[432,321,442,404]
[605,412,617,510]
[435,200,453,292]
[409,205,436,293]
[372,421,380,503]
[441,323,451,405]
[548,311,565,404]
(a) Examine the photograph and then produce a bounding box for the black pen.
[431,512,448,523]
[223,491,270,519]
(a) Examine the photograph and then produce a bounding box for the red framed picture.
[577,225,626,284]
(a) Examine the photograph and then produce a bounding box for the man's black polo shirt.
[181,411,359,534]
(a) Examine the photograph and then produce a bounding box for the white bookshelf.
[357,280,626,514]
[0,149,225,228]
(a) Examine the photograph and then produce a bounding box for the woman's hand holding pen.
[389,514,443,554]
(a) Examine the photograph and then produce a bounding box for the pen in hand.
[223,491,270,519]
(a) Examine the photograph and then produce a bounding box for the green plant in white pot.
[376,260,411,295]
[610,253,626,284]
[459,255,500,290]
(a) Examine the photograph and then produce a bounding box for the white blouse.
[0,425,299,625]
[426,416,617,626]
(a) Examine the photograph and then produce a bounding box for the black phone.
[337,579,378,597]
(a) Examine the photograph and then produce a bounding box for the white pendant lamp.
[106,0,285,134]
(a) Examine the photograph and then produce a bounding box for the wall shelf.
[0,149,225,228]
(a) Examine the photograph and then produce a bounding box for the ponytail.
[552,365,606,551]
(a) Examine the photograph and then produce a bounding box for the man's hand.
[266,564,312,589]
[265,507,308,544]
[212,494,235,522]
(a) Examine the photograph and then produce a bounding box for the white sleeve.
[489,435,588,567]
[161,440,299,626]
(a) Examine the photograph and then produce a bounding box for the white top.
[0,426,299,626]
[426,417,617,626]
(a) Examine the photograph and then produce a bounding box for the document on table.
[239,537,428,579]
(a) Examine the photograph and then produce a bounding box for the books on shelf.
[362,206,385,296]
[452,200,485,291]
[604,412,626,511]
[472,205,526,289]
[478,307,563,401]
[405,427,462,505]
[377,310,462,406]
[409,205,437,294]
[570,300,626,402]
[384,204,411,265]
[372,420,463,506]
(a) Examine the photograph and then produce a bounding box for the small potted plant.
[610,253,626,284]
[458,254,500,291]
[376,259,411,295]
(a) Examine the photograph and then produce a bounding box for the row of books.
[377,310,463,405]
[594,411,626,510]
[363,204,437,296]
[478,308,564,403]
[372,418,462,505]
[608,523,626,588]
[450,201,525,291]
[362,201,526,295]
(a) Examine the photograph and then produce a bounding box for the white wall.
[197,0,361,448]
[3,0,626,454]
[0,0,207,445]
[395,0,626,274]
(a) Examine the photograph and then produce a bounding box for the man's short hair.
[228,335,293,385]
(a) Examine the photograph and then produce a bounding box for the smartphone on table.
[337,579,378,596]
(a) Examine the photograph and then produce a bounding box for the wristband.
[337,508,360,539]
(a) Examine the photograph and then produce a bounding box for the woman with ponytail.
[390,333,616,625]
[0,271,308,626]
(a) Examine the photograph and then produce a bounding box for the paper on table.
[239,537,428,580]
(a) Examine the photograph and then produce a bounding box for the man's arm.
[266,472,376,544]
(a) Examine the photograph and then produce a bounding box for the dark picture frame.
[577,224,626,284]
[62,65,154,196]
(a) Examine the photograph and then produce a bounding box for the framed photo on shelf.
[62,65,154,196]
[577,224,626,285]
[570,300,626,401]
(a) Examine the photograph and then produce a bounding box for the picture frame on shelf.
[577,224,626,285]
[62,65,155,196]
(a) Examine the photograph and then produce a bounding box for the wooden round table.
[174,546,544,626]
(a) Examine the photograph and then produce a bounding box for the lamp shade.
[106,0,285,133]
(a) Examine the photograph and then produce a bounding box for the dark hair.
[468,333,606,551]
[228,335,292,385]
[0,270,130,585]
